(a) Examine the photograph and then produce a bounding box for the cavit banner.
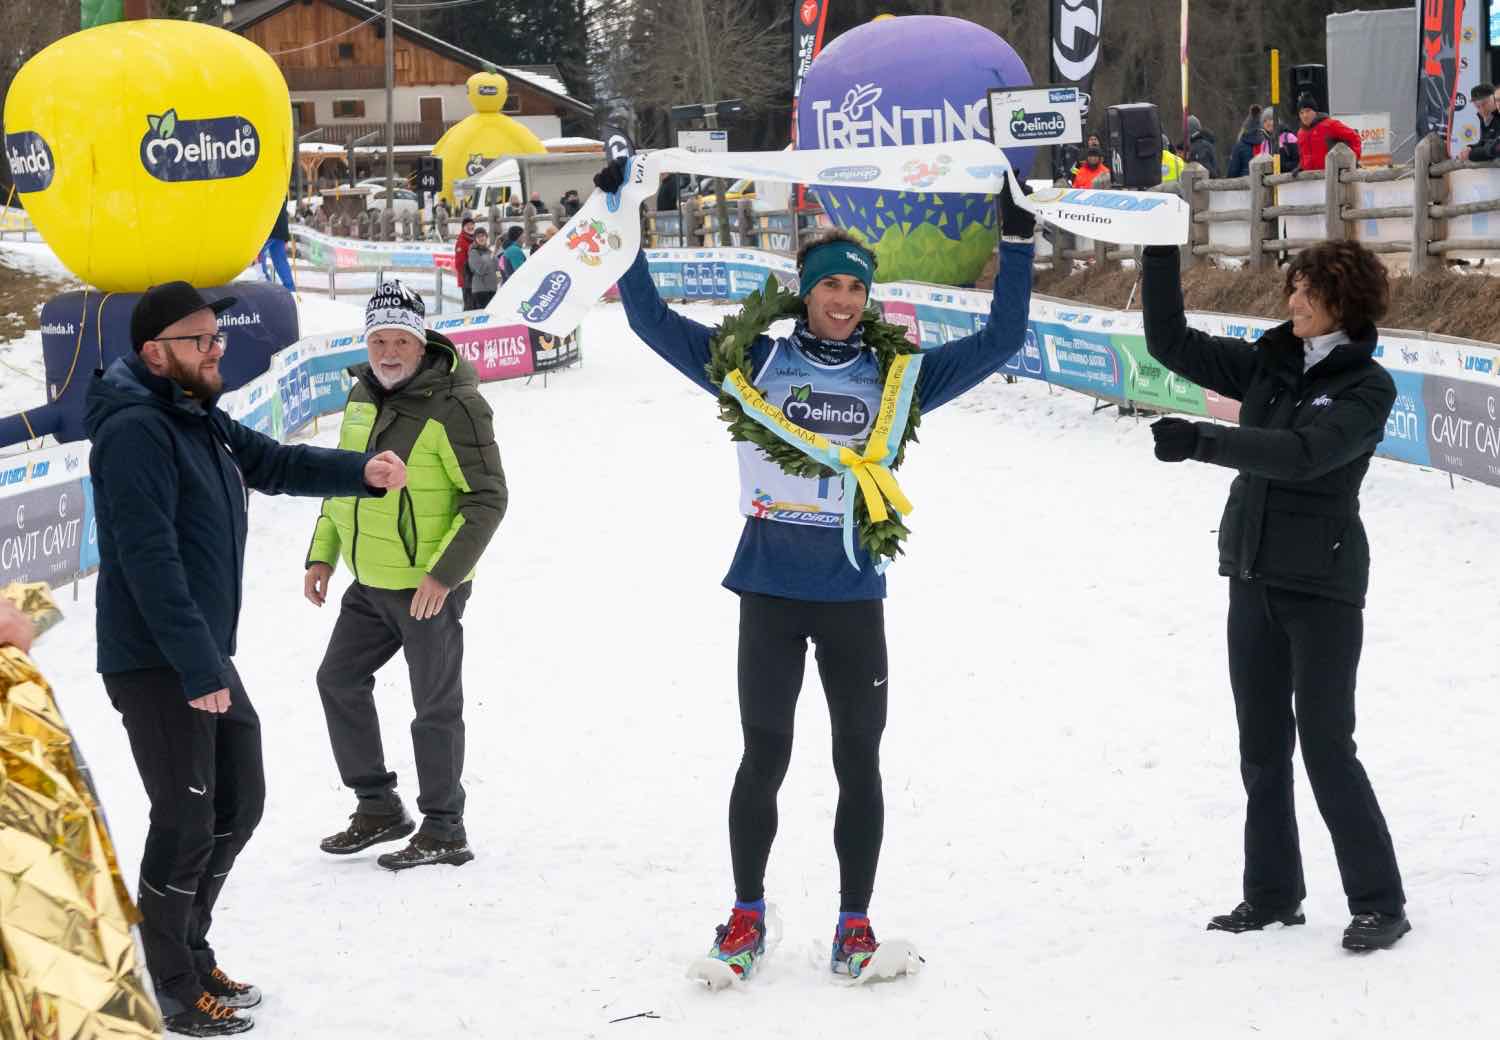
[1050,0,1102,123]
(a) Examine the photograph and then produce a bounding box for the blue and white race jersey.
[736,338,883,528]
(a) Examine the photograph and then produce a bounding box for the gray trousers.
[316,581,472,841]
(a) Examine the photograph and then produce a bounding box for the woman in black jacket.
[1140,240,1409,952]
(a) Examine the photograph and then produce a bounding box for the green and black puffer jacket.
[307,332,507,589]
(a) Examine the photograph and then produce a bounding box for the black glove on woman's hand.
[593,157,628,194]
[998,178,1036,240]
[1151,417,1200,462]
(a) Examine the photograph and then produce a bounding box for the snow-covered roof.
[543,137,604,149]
[504,67,570,99]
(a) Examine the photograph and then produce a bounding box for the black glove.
[998,178,1036,240]
[593,157,628,194]
[1151,417,1200,462]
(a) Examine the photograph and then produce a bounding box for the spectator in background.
[504,195,524,217]
[559,189,583,218]
[432,198,450,242]
[1460,83,1500,161]
[1295,93,1361,172]
[454,216,476,310]
[1254,108,1300,173]
[261,207,295,292]
[1186,115,1220,176]
[500,226,528,282]
[1071,145,1110,189]
[1160,133,1184,183]
[1227,105,1267,178]
[1067,132,1107,183]
[466,227,499,309]
[525,191,549,217]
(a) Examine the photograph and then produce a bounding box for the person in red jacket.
[453,216,476,311]
[1071,145,1110,188]
[1295,93,1361,172]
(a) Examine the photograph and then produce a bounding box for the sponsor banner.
[1035,320,1125,400]
[292,228,451,271]
[987,86,1083,150]
[0,442,89,494]
[531,327,581,373]
[1049,0,1102,122]
[677,130,728,153]
[1423,374,1500,485]
[1334,112,1393,167]
[0,480,86,586]
[876,300,921,347]
[1004,326,1048,381]
[79,475,99,575]
[447,322,535,380]
[1115,335,1207,413]
[1378,369,1431,466]
[1416,0,1482,157]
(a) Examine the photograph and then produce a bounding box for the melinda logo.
[478,85,499,96]
[818,164,882,184]
[519,271,571,323]
[782,385,870,436]
[1009,108,1068,140]
[5,131,55,191]
[139,109,260,182]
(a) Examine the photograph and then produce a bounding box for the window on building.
[333,99,366,119]
[502,92,520,114]
[419,97,444,123]
[293,100,317,127]
[337,42,355,61]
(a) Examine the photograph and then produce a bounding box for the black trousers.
[103,663,264,1005]
[1226,579,1404,915]
[316,581,472,841]
[731,592,888,913]
[471,290,495,309]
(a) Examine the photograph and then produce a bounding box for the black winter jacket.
[1188,130,1220,177]
[1470,110,1500,162]
[1142,246,1396,607]
[85,355,377,697]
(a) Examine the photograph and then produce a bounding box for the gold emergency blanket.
[1,589,162,1038]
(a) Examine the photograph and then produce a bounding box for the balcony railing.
[285,66,386,91]
[300,121,459,147]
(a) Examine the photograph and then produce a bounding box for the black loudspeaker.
[1106,103,1163,189]
[1289,64,1328,113]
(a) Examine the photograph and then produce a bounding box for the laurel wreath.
[704,276,924,566]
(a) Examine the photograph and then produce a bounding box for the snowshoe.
[686,904,779,990]
[831,917,923,984]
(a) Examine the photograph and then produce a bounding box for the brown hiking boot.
[319,808,415,855]
[376,832,475,870]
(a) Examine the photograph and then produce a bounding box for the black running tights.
[729,592,888,913]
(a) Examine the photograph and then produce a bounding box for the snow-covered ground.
[5,240,1500,1038]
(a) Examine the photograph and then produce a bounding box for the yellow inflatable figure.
[2,20,292,292]
[431,72,546,209]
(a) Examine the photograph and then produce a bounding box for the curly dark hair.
[795,228,877,273]
[1283,240,1389,332]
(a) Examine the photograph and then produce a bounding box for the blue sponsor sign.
[1374,370,1430,467]
[1035,321,1124,399]
[79,476,99,573]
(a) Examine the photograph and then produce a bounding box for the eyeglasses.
[155,332,228,354]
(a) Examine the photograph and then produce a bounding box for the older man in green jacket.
[305,280,507,870]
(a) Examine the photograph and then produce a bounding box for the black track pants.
[1227,579,1405,916]
[103,663,264,1005]
[730,592,888,913]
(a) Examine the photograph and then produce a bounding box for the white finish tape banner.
[490,141,1190,335]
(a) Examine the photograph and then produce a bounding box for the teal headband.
[799,240,876,298]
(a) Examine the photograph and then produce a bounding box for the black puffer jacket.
[1142,246,1396,607]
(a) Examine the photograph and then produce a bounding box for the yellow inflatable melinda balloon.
[431,72,546,208]
[3,20,291,292]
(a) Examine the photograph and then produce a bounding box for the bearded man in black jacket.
[1140,240,1409,952]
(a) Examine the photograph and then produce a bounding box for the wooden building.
[224,0,593,147]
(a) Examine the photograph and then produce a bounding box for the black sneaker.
[1342,912,1411,951]
[1207,900,1306,933]
[376,833,475,871]
[319,809,415,855]
[164,992,253,1036]
[202,966,261,1010]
